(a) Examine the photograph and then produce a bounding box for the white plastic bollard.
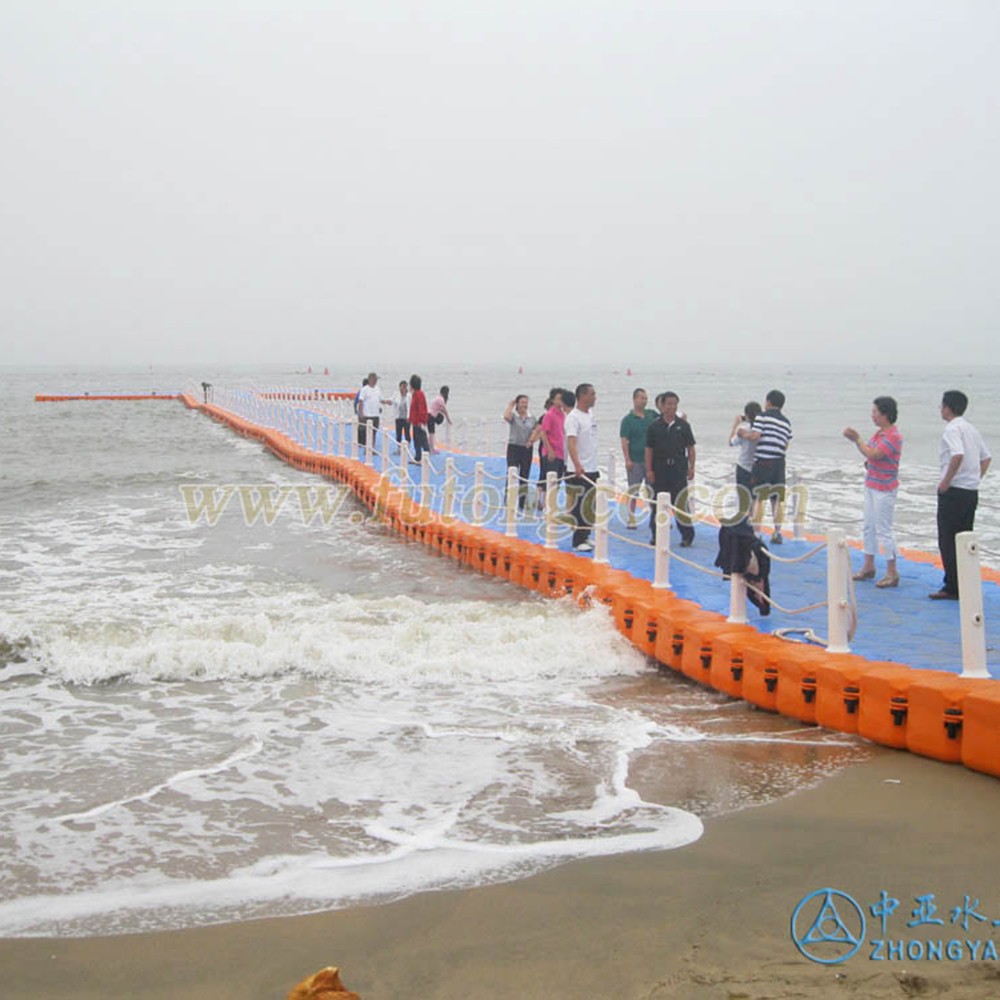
[727,573,748,624]
[444,458,456,522]
[826,527,851,653]
[956,531,989,678]
[544,470,558,549]
[594,479,610,565]
[790,469,805,541]
[421,453,431,507]
[653,492,672,589]
[505,465,518,538]
[474,462,485,525]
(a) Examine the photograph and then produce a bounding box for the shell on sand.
[287,966,361,1000]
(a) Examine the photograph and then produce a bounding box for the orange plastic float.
[171,393,1000,780]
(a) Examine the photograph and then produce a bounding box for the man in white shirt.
[564,383,599,551]
[357,372,389,451]
[931,390,992,600]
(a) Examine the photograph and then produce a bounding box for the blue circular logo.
[790,888,866,965]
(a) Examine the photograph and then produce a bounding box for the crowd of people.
[353,372,452,464]
[353,374,992,598]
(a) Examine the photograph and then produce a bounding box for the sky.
[2,0,998,367]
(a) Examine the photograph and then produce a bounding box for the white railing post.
[790,470,805,541]
[444,458,456,522]
[653,492,672,589]
[345,418,354,460]
[544,470,558,549]
[957,531,989,678]
[473,462,485,525]
[505,465,518,537]
[364,422,373,467]
[607,450,618,513]
[727,573,748,624]
[594,479,610,564]
[826,528,851,653]
[421,453,431,508]
[381,421,390,475]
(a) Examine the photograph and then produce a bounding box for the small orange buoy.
[324,366,330,375]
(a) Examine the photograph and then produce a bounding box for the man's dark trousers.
[650,473,695,545]
[937,486,978,595]
[566,471,599,548]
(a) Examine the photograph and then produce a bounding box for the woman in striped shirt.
[843,396,903,588]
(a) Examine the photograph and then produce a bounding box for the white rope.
[773,627,829,646]
[667,549,728,579]
[765,541,828,565]
[605,528,657,551]
[743,582,827,615]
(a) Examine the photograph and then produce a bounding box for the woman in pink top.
[427,386,451,454]
[843,396,903,588]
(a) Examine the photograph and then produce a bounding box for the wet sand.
[3,747,1000,999]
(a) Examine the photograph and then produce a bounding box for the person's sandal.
[852,569,876,581]
[876,575,899,588]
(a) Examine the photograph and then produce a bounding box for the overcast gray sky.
[2,0,997,367]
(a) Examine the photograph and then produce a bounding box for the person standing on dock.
[843,396,903,589]
[930,390,992,600]
[565,384,599,552]
[408,375,429,464]
[748,389,792,544]
[428,386,452,454]
[531,388,570,513]
[504,395,535,511]
[357,372,388,453]
[645,391,696,547]
[391,380,411,450]
[730,400,762,491]
[619,388,658,529]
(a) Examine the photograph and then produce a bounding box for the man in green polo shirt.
[619,388,659,529]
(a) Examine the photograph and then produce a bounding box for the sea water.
[1,363,996,937]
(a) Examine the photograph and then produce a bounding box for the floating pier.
[37,388,1000,778]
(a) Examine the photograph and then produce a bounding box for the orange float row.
[183,394,1000,781]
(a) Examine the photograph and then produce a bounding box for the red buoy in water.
[626,367,632,376]
[324,366,329,375]
[518,365,524,374]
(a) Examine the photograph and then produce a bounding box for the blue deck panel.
[362,440,1000,679]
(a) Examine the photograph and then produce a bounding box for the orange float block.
[679,616,757,688]
[857,665,940,749]
[961,683,1000,778]
[707,630,757,698]
[906,673,993,764]
[739,634,793,712]
[651,599,712,673]
[814,654,879,734]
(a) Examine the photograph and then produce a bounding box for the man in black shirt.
[645,392,696,547]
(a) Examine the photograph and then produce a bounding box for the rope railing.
[205,389,999,670]
[765,541,828,565]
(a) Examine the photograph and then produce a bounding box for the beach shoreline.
[4,748,1000,999]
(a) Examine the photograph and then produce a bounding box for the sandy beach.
[3,746,999,999]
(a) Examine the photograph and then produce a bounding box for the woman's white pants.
[863,486,898,559]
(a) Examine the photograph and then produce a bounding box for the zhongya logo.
[790,888,866,965]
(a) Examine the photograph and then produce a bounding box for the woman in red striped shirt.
[843,396,903,588]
